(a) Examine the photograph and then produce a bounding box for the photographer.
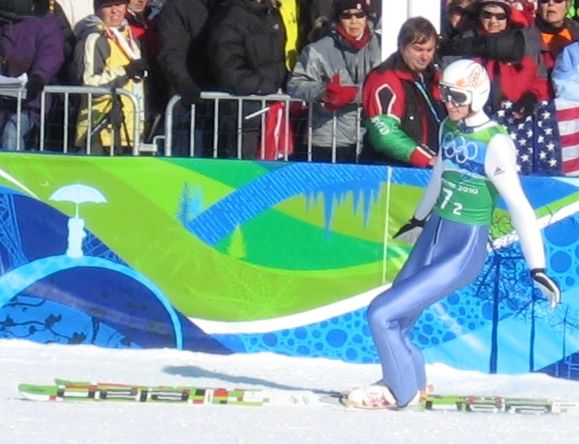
[441,0,559,174]
[441,0,549,117]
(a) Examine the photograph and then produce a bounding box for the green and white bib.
[434,120,506,225]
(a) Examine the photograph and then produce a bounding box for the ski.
[325,392,579,415]
[18,379,269,406]
[422,394,579,414]
[18,379,579,414]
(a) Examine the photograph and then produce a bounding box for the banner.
[0,153,577,379]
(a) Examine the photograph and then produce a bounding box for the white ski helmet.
[439,59,490,112]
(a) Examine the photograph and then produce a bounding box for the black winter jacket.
[208,0,287,95]
[157,0,218,98]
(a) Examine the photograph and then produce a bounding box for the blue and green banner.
[0,153,577,379]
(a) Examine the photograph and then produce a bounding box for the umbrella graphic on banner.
[49,184,107,217]
[49,184,107,258]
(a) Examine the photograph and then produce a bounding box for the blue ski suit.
[368,115,548,406]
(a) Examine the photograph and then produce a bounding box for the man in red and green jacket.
[362,17,446,167]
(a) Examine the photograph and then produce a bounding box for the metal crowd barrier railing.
[41,85,142,155]
[162,92,302,159]
[0,85,365,161]
[161,92,365,162]
[0,85,142,155]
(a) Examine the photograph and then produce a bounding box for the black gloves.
[393,217,426,245]
[178,83,202,108]
[124,59,148,80]
[25,74,45,102]
[513,92,538,118]
[531,268,561,309]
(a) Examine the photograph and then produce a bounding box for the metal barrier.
[0,85,574,174]
[42,85,143,155]
[0,84,143,155]
[0,85,365,160]
[0,84,33,152]
[161,92,365,162]
[162,92,302,159]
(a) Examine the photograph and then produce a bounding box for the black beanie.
[94,0,129,11]
[334,0,370,18]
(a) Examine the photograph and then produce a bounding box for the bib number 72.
[439,187,463,216]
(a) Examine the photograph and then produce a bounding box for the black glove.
[531,268,561,309]
[177,83,202,108]
[25,74,45,102]
[393,217,425,245]
[513,92,538,118]
[124,59,148,80]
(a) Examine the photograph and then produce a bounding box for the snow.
[2,339,579,444]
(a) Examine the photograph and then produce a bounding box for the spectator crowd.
[0,0,578,175]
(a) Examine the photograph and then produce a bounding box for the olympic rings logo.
[441,132,479,164]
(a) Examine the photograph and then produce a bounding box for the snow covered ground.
[2,339,579,444]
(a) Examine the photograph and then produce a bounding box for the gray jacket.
[287,27,381,148]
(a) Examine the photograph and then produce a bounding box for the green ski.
[18,379,269,406]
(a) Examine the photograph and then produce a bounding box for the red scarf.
[337,25,371,51]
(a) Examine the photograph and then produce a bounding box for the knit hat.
[476,0,512,15]
[334,0,371,18]
[94,0,129,11]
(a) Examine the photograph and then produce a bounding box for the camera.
[439,29,525,63]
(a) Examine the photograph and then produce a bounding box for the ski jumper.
[368,117,547,406]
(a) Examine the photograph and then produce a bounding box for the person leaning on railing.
[207,0,288,159]
[156,0,215,157]
[73,0,147,154]
[286,0,381,163]
[0,1,65,151]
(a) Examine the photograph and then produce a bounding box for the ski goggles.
[439,84,472,106]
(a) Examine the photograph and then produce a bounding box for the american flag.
[554,98,579,176]
[494,100,564,176]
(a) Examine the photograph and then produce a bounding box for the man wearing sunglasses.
[345,58,560,410]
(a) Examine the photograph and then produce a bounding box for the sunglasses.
[480,10,508,20]
[340,11,367,19]
[538,0,566,4]
[440,85,472,106]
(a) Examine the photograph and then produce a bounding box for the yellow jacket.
[277,0,300,71]
[75,19,144,151]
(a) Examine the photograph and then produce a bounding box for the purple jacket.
[0,14,65,122]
